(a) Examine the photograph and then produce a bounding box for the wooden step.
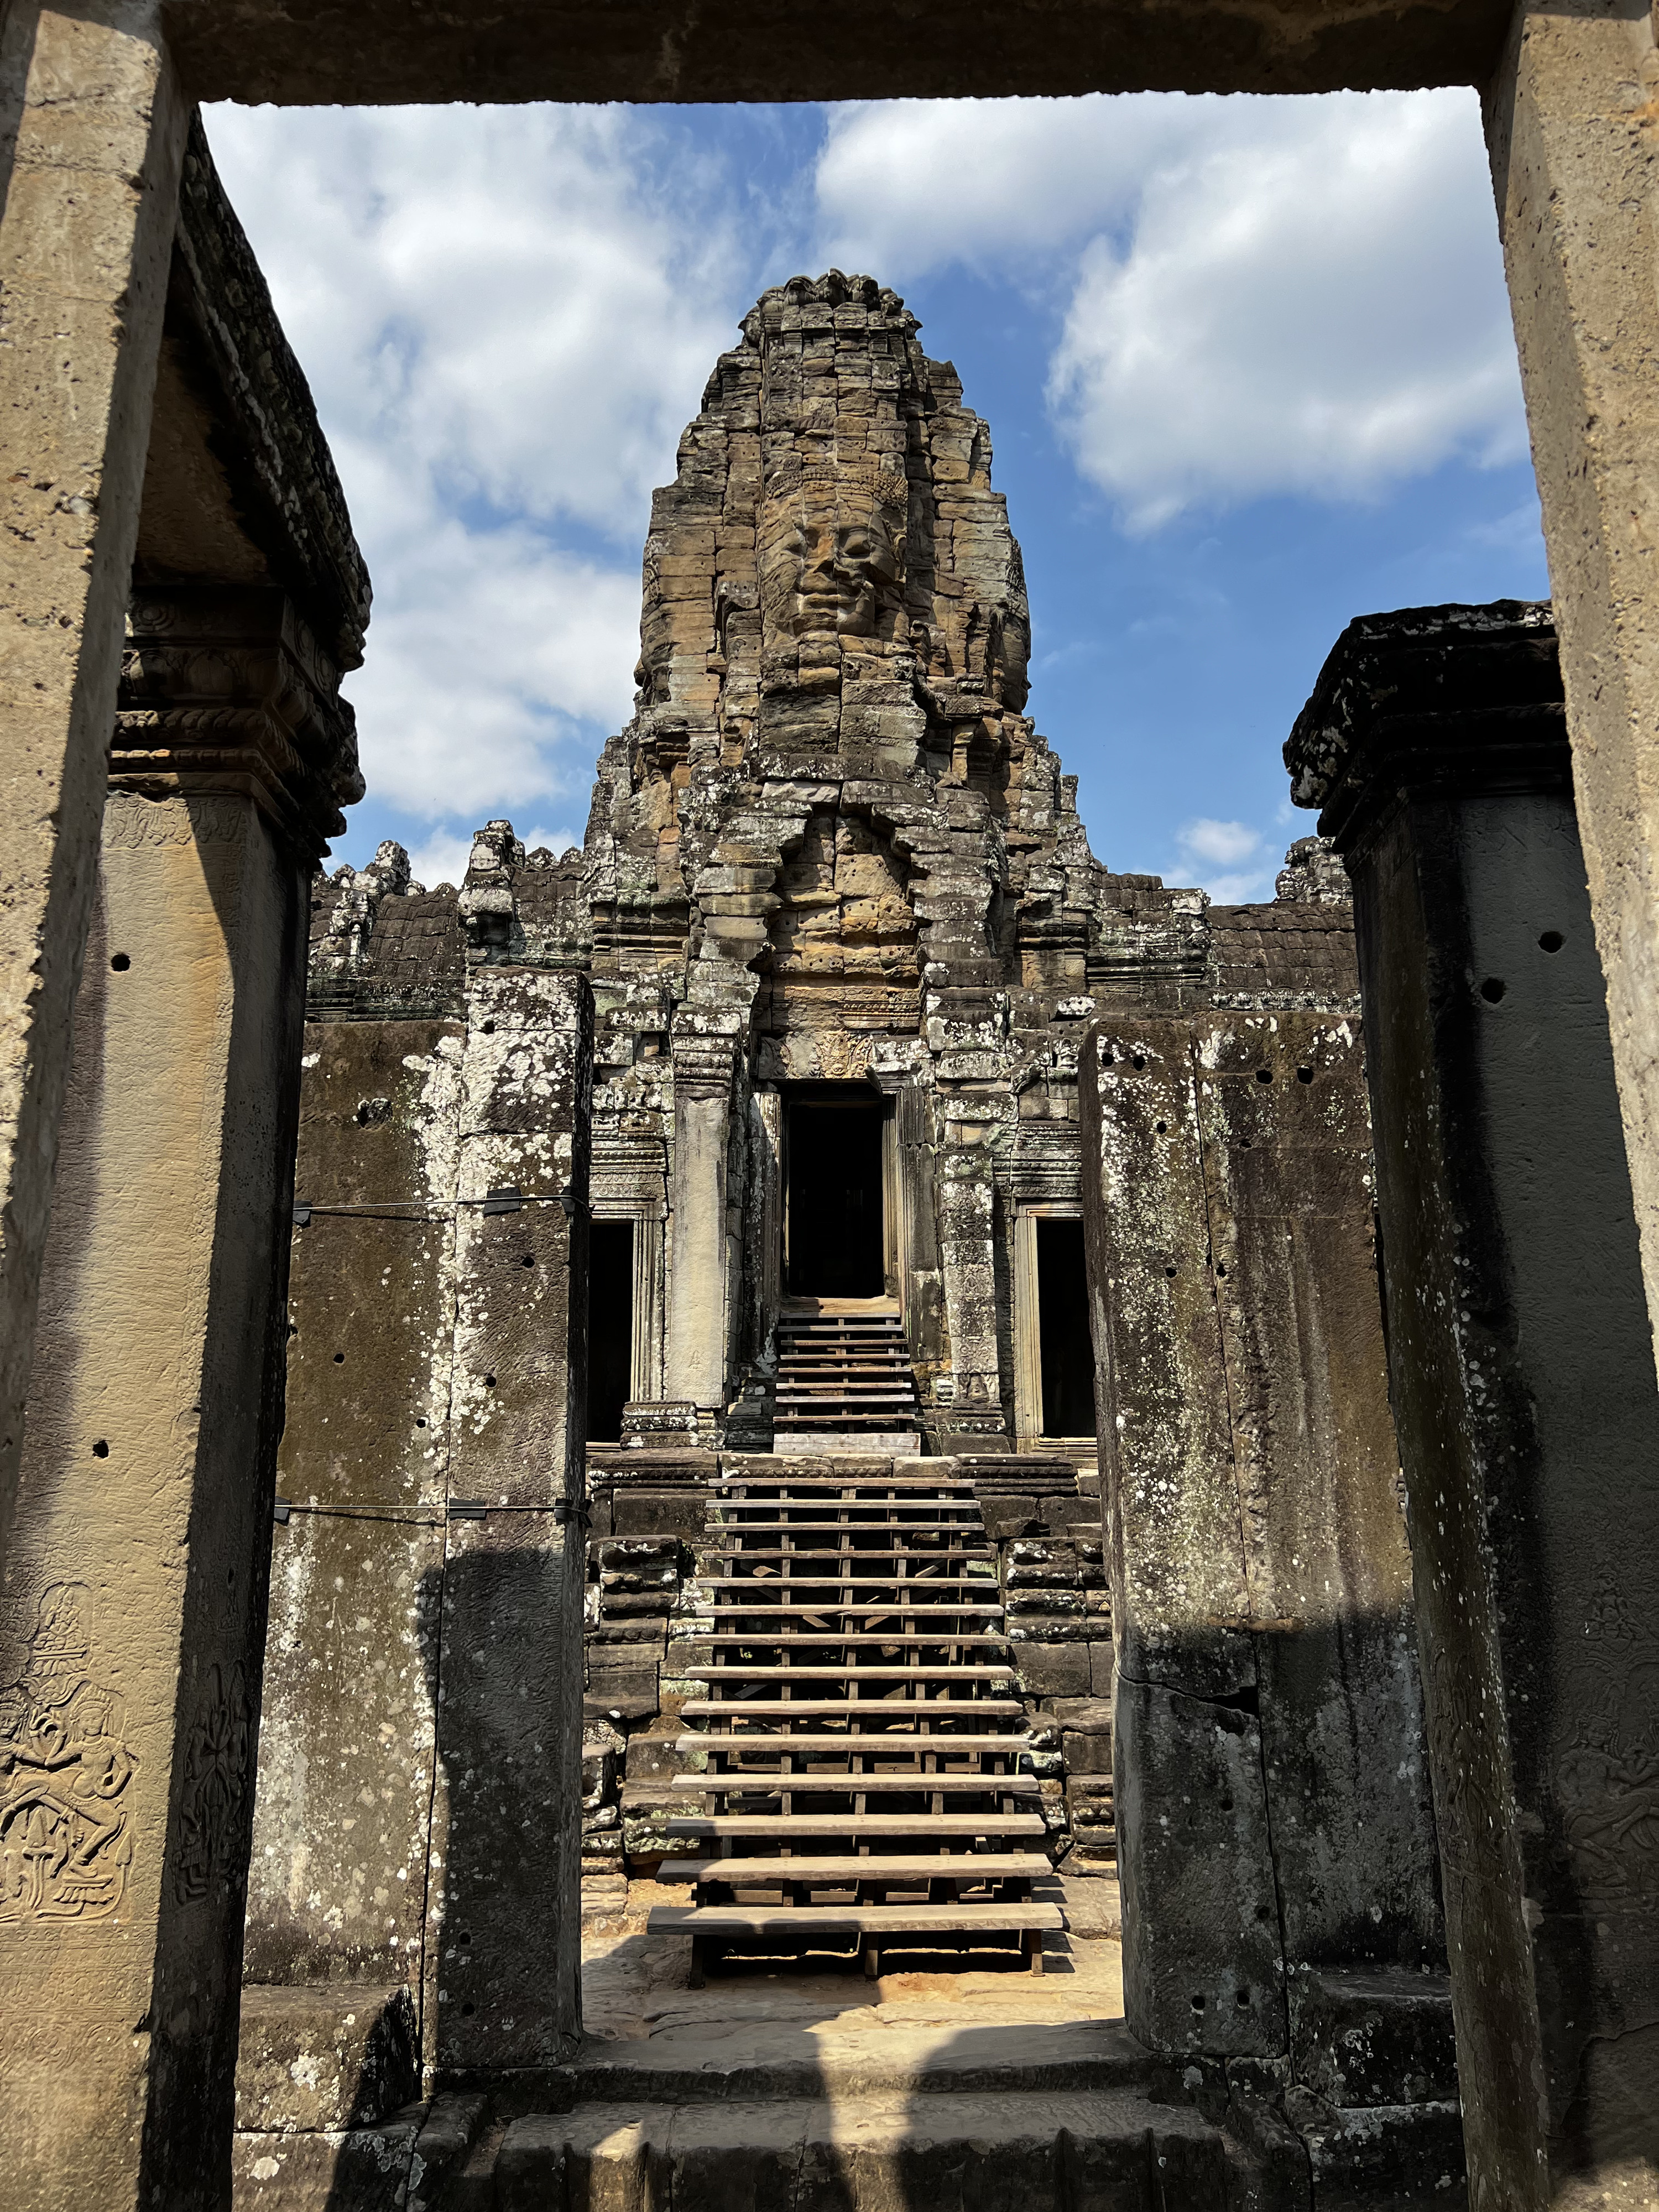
[702,1663,1012,1681]
[696,1634,1006,1649]
[646,1903,1062,1933]
[666,1814,1049,1839]
[663,1770,1039,1794]
[677,1699,1025,1720]
[659,1853,1053,1884]
[699,1601,1000,1619]
[674,1733,1032,1754]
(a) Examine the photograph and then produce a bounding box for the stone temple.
[226,273,1468,2205]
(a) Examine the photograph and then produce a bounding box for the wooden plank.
[659,1854,1053,1883]
[665,1814,1049,1838]
[695,1634,1006,1647]
[673,1733,1031,1752]
[661,1769,1038,1792]
[645,1905,1063,1933]
[699,1664,1014,1681]
[677,1698,1025,1718]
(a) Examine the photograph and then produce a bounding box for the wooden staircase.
[646,1462,1063,1979]
[772,1310,921,1444]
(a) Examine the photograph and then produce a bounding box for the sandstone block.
[235,1985,419,2135]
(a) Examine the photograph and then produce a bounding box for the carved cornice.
[116,583,363,860]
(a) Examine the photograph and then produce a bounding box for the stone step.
[667,1812,1049,1839]
[659,1853,1053,1884]
[555,2018,1162,2107]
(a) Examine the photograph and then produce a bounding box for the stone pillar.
[0,1,186,1568]
[1081,1005,1455,2200]
[432,966,592,2074]
[665,1025,738,1430]
[0,585,358,2208]
[1286,602,1659,2212]
[1488,1,1659,1381]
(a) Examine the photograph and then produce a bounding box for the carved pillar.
[664,1026,739,1432]
[632,1212,665,1401]
[933,1104,1009,1449]
[0,1,187,1576]
[0,583,359,2209]
[1287,602,1659,2211]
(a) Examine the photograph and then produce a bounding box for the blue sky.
[205,93,1547,903]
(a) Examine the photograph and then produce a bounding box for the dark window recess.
[786,1097,884,1298]
[1037,1217,1095,1438]
[586,1220,633,1444]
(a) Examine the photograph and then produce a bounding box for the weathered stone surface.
[235,1984,419,2133]
[0,1,188,1587]
[1288,601,1659,2210]
[160,0,1517,110]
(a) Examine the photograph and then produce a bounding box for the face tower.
[581,270,1157,1451]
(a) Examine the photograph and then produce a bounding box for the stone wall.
[240,963,592,2168]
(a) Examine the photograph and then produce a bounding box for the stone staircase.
[453,2020,1250,2209]
[772,1309,922,1447]
[646,1461,1064,1978]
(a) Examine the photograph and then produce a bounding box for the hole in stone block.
[333,1352,346,1364]
[1131,1054,1146,1070]
[1165,1264,1177,1277]
[1191,1994,1206,2011]
[110,953,130,972]
[521,1253,535,1267]
[484,1373,497,1388]
[458,1932,471,1945]
[1155,1120,1167,1134]
[1480,977,1506,1003]
[1540,930,1564,953]
[461,2002,476,2016]
[1216,1264,1227,1277]
[1297,1066,1314,1083]
[1255,1066,1272,1082]
[416,1417,427,1428]
[1236,1989,1251,2008]
[92,1439,108,1458]
[481,1020,496,1035]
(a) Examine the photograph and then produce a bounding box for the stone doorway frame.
[776,1081,899,1307]
[1011,1200,1091,1449]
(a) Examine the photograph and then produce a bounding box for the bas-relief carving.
[175,1661,253,1903]
[1554,1580,1659,1905]
[0,1584,136,1923]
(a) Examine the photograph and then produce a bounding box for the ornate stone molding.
[116,583,362,860]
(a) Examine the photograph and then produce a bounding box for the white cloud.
[816,90,1525,529]
[202,103,748,828]
[1173,818,1274,903]
[405,830,474,892]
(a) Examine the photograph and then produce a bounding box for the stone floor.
[580,1872,1124,2054]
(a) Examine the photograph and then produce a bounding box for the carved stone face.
[759,484,903,648]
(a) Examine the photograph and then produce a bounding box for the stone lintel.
[117,581,359,859]
[1284,599,1565,849]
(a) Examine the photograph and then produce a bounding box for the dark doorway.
[785,1093,885,1298]
[1037,1217,1095,1438]
[587,1220,633,1443]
